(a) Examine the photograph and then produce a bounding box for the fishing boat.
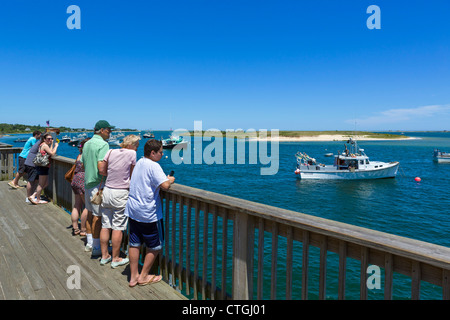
[295,138,399,180]
[68,133,88,146]
[108,135,122,147]
[162,134,188,149]
[115,130,125,138]
[433,149,450,163]
[60,135,71,143]
[143,131,155,138]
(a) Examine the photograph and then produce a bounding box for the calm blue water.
[3,131,450,299]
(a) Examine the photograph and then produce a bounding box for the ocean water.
[3,131,450,299]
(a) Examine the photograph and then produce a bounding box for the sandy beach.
[252,134,419,142]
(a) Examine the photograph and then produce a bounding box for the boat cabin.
[434,149,450,158]
[334,154,370,171]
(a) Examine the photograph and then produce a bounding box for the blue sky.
[1,1,449,131]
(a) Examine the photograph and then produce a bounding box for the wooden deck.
[0,181,187,300]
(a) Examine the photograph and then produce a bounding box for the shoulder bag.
[91,176,104,205]
[65,162,77,183]
[33,143,50,167]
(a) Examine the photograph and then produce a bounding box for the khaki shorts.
[100,187,129,231]
[85,183,103,216]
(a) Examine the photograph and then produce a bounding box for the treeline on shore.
[0,123,137,134]
[0,123,71,134]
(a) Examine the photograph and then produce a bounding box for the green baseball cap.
[94,120,115,131]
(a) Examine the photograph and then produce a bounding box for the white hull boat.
[162,134,188,149]
[295,138,399,180]
[60,135,71,143]
[434,149,450,163]
[108,135,122,147]
[143,131,155,138]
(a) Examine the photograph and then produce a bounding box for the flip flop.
[28,197,39,205]
[8,181,19,189]
[138,275,162,286]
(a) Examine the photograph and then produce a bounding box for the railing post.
[232,211,250,300]
[7,153,14,180]
[51,163,57,204]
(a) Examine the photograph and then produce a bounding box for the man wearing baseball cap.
[94,120,115,131]
[81,120,114,256]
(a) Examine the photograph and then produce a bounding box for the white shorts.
[85,183,103,216]
[100,187,129,231]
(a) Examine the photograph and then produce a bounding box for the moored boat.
[68,133,88,146]
[143,131,155,138]
[162,134,188,149]
[60,135,71,143]
[108,134,122,147]
[433,149,450,163]
[295,138,399,180]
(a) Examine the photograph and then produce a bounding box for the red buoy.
[415,177,421,182]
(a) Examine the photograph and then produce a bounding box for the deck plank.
[0,182,187,300]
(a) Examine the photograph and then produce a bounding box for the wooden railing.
[0,145,22,181]
[2,150,450,300]
[160,184,450,300]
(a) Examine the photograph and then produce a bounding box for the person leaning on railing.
[29,133,58,205]
[70,138,90,236]
[125,139,175,287]
[97,134,139,269]
[81,120,114,257]
[8,130,41,189]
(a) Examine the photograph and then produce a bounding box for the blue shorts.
[129,218,164,251]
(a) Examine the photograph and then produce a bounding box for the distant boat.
[68,133,87,146]
[60,135,71,143]
[295,138,399,180]
[108,135,122,147]
[68,140,80,146]
[14,138,28,143]
[162,134,188,149]
[143,131,155,138]
[433,149,450,163]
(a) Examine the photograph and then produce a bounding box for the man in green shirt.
[81,120,113,256]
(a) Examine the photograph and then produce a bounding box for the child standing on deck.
[125,139,175,287]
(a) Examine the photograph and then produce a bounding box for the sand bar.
[252,134,419,142]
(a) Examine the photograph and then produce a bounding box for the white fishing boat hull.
[299,161,399,180]
[162,141,188,149]
[434,157,450,163]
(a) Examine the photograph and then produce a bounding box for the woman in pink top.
[98,134,139,268]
